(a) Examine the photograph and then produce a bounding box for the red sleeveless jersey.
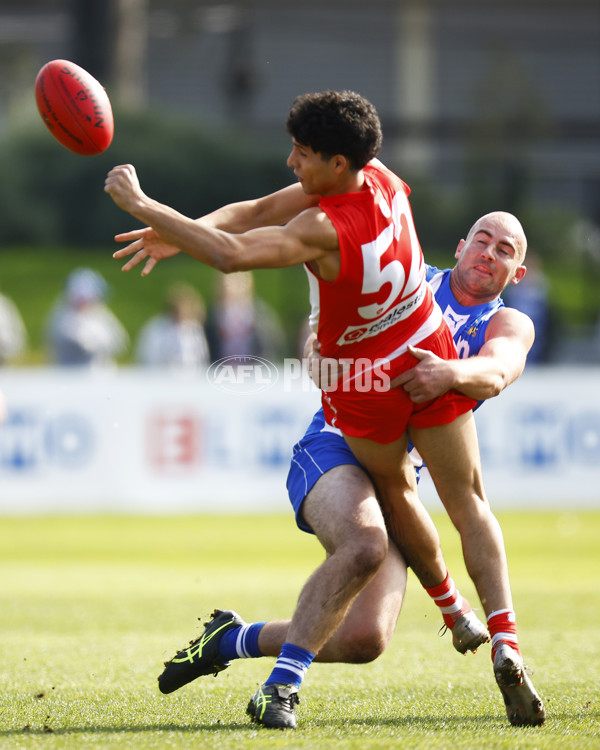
[306,159,436,363]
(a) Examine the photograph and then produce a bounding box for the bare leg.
[258,538,407,662]
[411,413,546,727]
[319,538,406,662]
[257,463,406,661]
[341,428,489,656]
[410,411,513,615]
[343,433,448,587]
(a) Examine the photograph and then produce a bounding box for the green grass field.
[0,511,598,749]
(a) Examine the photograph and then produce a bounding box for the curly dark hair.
[285,90,383,171]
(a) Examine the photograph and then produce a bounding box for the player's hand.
[104,164,146,214]
[391,345,453,402]
[112,227,181,276]
[304,334,325,387]
[303,335,345,391]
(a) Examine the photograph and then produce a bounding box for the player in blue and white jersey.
[158,212,545,729]
[287,259,510,510]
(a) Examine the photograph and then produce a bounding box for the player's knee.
[350,526,388,578]
[337,624,388,663]
[451,494,494,535]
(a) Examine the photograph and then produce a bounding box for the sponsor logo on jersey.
[336,286,426,346]
[442,306,470,336]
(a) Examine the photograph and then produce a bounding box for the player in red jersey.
[105,91,539,730]
[307,156,475,443]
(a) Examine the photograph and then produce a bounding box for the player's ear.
[454,239,465,260]
[332,154,348,173]
[511,265,527,285]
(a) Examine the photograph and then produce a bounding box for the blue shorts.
[286,407,424,534]
[286,409,360,534]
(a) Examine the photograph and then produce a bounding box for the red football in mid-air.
[35,59,114,156]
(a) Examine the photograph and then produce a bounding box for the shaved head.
[465,212,527,262]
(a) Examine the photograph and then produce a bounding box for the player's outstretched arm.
[105,164,335,275]
[105,165,323,275]
[452,307,535,399]
[113,227,181,276]
[393,307,534,403]
[199,183,318,234]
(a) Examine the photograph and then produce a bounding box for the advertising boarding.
[0,366,598,513]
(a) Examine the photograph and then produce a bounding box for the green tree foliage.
[0,108,290,247]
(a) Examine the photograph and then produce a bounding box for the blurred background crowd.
[0,258,564,367]
[0,266,287,368]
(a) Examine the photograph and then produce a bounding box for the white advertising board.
[0,366,598,513]
[419,366,600,509]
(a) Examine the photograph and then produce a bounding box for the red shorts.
[321,322,476,445]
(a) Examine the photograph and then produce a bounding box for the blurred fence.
[0,366,598,514]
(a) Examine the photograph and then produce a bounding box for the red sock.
[487,609,520,660]
[424,571,471,629]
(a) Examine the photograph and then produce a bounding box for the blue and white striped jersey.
[426,265,504,363]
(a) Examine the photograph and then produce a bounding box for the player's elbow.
[488,376,506,398]
[482,372,510,399]
[212,250,242,274]
[213,238,259,274]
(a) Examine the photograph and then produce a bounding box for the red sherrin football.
[35,59,114,156]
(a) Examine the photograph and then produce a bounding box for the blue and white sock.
[264,642,315,688]
[218,622,266,661]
